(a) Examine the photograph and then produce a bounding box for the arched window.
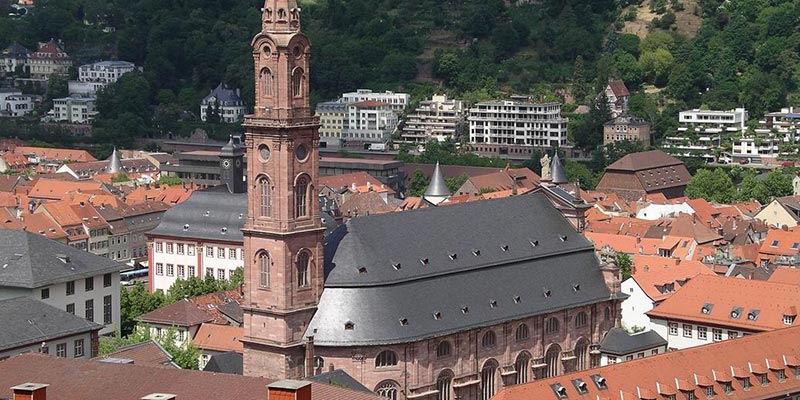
[515,323,530,342]
[296,251,309,288]
[515,352,531,384]
[258,176,271,217]
[292,68,304,98]
[604,307,611,321]
[375,381,399,400]
[437,370,454,400]
[545,344,562,378]
[436,341,451,358]
[295,175,309,218]
[258,252,270,288]
[481,359,498,400]
[481,331,496,348]
[575,339,590,371]
[277,8,287,20]
[375,350,398,368]
[545,317,559,334]
[313,356,324,375]
[575,311,588,328]
[260,68,272,97]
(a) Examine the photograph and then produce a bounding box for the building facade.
[468,97,569,152]
[200,83,248,123]
[0,43,30,75]
[342,101,398,143]
[27,40,72,80]
[68,61,138,95]
[316,101,348,145]
[600,80,630,118]
[399,94,465,144]
[52,96,96,124]
[0,90,35,118]
[602,116,651,146]
[342,89,409,113]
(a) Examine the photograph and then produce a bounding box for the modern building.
[0,90,35,118]
[342,101,398,143]
[0,229,125,335]
[51,96,96,124]
[68,60,139,95]
[315,101,348,145]
[648,275,800,351]
[598,327,667,366]
[27,40,72,80]
[399,94,466,144]
[678,108,748,134]
[0,296,102,360]
[595,150,691,201]
[341,89,409,113]
[492,323,800,400]
[731,106,800,163]
[468,97,569,156]
[602,116,651,146]
[599,80,630,118]
[200,83,247,123]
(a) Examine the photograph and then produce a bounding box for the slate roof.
[218,301,243,325]
[147,188,246,242]
[599,327,667,356]
[308,192,612,345]
[2,43,30,58]
[203,351,244,375]
[202,82,244,106]
[0,229,125,288]
[0,297,102,352]
[307,369,374,393]
[95,340,178,368]
[550,153,568,184]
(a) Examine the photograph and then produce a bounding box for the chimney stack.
[267,380,312,400]
[11,383,48,400]
[140,394,177,400]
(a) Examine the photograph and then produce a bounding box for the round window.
[295,144,308,161]
[259,145,271,161]
[293,46,302,58]
[263,46,271,57]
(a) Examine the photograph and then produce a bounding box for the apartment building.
[341,89,409,113]
[732,107,800,163]
[68,61,138,95]
[0,90,35,118]
[52,96,96,124]
[468,96,569,154]
[342,101,398,143]
[603,116,651,146]
[315,101,348,145]
[399,94,466,144]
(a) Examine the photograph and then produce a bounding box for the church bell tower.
[241,0,325,379]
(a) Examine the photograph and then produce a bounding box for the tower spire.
[424,162,451,205]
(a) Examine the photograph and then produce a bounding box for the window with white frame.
[712,329,722,341]
[166,264,174,277]
[177,265,185,278]
[785,315,796,325]
[156,242,163,253]
[56,343,66,358]
[188,265,195,278]
[608,356,617,364]
[229,248,236,259]
[683,324,692,338]
[697,326,707,340]
[177,243,184,254]
[74,339,84,358]
[166,243,173,253]
[206,246,213,257]
[669,322,678,335]
[187,244,195,256]
[206,267,213,278]
[218,247,225,258]
[156,263,164,275]
[728,331,738,339]
[218,269,225,280]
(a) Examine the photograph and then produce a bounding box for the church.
[235,2,623,400]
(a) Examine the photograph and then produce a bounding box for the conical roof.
[423,162,450,204]
[220,135,243,157]
[551,153,568,184]
[106,148,122,174]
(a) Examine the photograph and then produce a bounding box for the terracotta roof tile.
[630,255,714,302]
[95,340,177,368]
[28,179,107,201]
[14,146,95,162]
[769,268,800,285]
[319,172,395,195]
[193,323,244,353]
[759,229,800,258]
[137,298,214,327]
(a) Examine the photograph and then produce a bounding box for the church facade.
[240,2,623,400]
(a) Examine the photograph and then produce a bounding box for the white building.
[68,61,138,95]
[0,230,124,336]
[468,97,569,149]
[598,327,667,366]
[732,107,800,163]
[0,90,34,118]
[315,101,348,145]
[635,202,695,220]
[678,108,748,134]
[341,89,409,113]
[200,83,247,123]
[399,94,465,144]
[341,101,399,144]
[147,190,246,294]
[51,96,96,124]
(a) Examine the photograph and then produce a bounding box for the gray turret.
[551,153,568,185]
[107,148,122,174]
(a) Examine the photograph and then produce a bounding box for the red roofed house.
[758,229,800,267]
[647,274,800,350]
[492,324,800,400]
[769,267,800,286]
[454,167,541,197]
[596,150,691,201]
[27,40,72,80]
[600,79,630,118]
[194,323,244,369]
[621,255,714,329]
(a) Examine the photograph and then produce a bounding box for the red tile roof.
[606,150,684,172]
[584,232,638,254]
[193,324,244,353]
[319,172,395,195]
[95,340,177,368]
[351,100,390,107]
[759,229,800,258]
[647,274,800,332]
[0,353,382,400]
[137,298,214,327]
[493,325,800,400]
[630,255,714,302]
[28,179,107,201]
[20,212,67,240]
[607,79,630,97]
[769,268,800,286]
[14,146,96,162]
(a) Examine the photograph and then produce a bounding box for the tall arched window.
[260,68,272,97]
[545,344,562,378]
[481,331,496,348]
[515,323,530,342]
[375,350,398,368]
[296,251,309,288]
[575,338,590,371]
[545,317,559,334]
[295,176,309,218]
[515,352,531,384]
[258,176,271,217]
[437,370,454,400]
[436,341,451,358]
[375,381,399,400]
[575,311,588,328]
[292,68,304,98]
[258,252,270,288]
[604,306,611,321]
[481,359,498,400]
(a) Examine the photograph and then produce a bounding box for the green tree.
[751,169,793,204]
[572,55,589,102]
[617,253,633,281]
[158,175,183,186]
[564,160,598,189]
[613,50,644,87]
[46,75,68,101]
[158,327,201,370]
[639,48,674,86]
[685,168,735,203]
[408,169,429,197]
[120,281,166,336]
[446,173,469,194]
[111,172,130,183]
[617,33,641,56]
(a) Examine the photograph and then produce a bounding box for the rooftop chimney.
[267,380,311,400]
[140,394,176,400]
[11,383,48,400]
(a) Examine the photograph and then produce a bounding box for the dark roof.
[96,340,178,368]
[550,153,568,184]
[148,188,246,242]
[307,369,373,393]
[136,298,214,327]
[607,80,630,97]
[2,43,30,58]
[0,353,382,400]
[203,351,243,375]
[0,297,102,352]
[606,150,683,172]
[217,301,244,325]
[202,82,244,106]
[0,229,126,288]
[309,192,612,345]
[599,328,667,356]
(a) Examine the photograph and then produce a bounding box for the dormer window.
[701,303,713,314]
[551,383,568,398]
[730,307,743,319]
[758,373,769,386]
[746,310,759,321]
[776,368,786,382]
[771,240,779,247]
[573,379,588,394]
[344,321,354,330]
[784,315,796,325]
[419,258,429,265]
[740,377,751,390]
[590,374,607,389]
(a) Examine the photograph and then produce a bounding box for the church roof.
[148,187,247,242]
[308,192,612,346]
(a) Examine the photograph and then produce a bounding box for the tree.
[617,253,633,281]
[639,48,674,86]
[617,33,641,57]
[158,327,201,370]
[46,75,68,101]
[564,160,598,189]
[446,173,469,194]
[111,172,130,183]
[613,50,643,87]
[572,55,589,102]
[120,281,166,336]
[751,169,793,204]
[685,168,735,203]
[158,175,183,186]
[408,169,429,197]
